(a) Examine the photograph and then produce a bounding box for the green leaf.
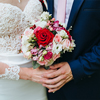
[52,31,57,35]
[49,16,52,20]
[32,61,40,69]
[45,66,50,70]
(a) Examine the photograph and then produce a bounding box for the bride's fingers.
[44,69,57,74]
[50,63,64,69]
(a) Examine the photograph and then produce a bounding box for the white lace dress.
[0,0,48,100]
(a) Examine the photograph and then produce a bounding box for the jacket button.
[88,76,91,78]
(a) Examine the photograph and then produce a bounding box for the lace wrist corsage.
[0,64,20,80]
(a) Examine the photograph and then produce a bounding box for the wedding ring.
[53,91,55,93]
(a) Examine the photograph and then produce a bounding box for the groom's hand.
[41,62,73,93]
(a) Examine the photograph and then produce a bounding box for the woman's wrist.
[0,62,9,74]
[19,67,33,80]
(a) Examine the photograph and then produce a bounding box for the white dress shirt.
[54,0,74,25]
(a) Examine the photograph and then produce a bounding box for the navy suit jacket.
[46,0,100,100]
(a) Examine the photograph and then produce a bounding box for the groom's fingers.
[42,68,66,79]
[42,74,67,85]
[42,62,69,79]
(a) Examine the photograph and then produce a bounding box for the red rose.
[35,28,54,46]
[64,29,72,41]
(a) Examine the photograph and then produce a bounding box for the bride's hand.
[19,67,55,84]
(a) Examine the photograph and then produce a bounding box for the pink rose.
[34,26,42,34]
[54,34,62,43]
[53,53,60,61]
[62,39,70,49]
[44,52,53,60]
[24,28,34,37]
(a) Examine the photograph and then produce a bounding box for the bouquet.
[21,12,76,69]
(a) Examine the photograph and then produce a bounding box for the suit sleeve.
[69,42,100,83]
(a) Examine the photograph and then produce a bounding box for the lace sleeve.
[0,64,20,80]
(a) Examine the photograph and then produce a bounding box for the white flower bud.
[39,56,44,61]
[43,50,47,55]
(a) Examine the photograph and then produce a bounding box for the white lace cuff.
[0,64,20,80]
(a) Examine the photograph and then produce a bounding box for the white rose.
[58,30,68,38]
[30,20,36,25]
[21,35,31,53]
[22,45,28,54]
[21,43,31,53]
[24,28,34,37]
[24,52,32,59]
[22,35,29,45]
[41,12,51,21]
[60,23,67,28]
[35,21,47,28]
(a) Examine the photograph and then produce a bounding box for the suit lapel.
[47,0,84,29]
[67,0,84,29]
[47,0,54,17]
